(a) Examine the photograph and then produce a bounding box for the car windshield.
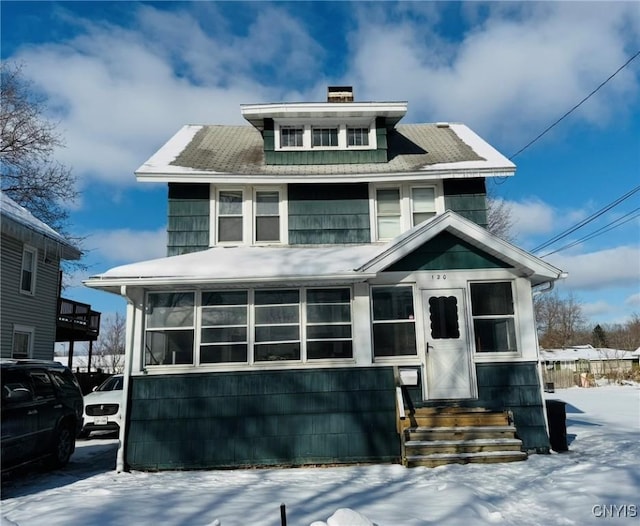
[96,376,123,391]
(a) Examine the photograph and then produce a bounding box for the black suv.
[1,359,84,473]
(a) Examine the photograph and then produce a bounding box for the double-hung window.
[312,127,338,147]
[411,187,436,226]
[12,326,34,359]
[145,292,195,365]
[375,188,401,240]
[470,282,517,353]
[371,286,417,357]
[347,127,369,146]
[280,127,303,147]
[217,190,244,243]
[306,288,352,359]
[20,246,37,294]
[255,191,280,242]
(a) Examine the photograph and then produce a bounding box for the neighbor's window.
[411,187,436,226]
[12,326,34,359]
[218,190,243,242]
[200,291,248,363]
[254,289,300,361]
[470,282,517,353]
[306,288,352,359]
[20,246,37,294]
[255,191,280,242]
[347,127,369,146]
[376,188,401,240]
[280,126,303,147]
[145,292,195,365]
[372,286,417,357]
[312,127,338,147]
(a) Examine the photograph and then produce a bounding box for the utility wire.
[531,185,640,254]
[539,207,640,257]
[509,50,640,160]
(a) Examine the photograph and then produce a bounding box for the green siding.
[385,231,512,271]
[167,183,210,256]
[126,367,400,470]
[288,184,371,244]
[444,178,488,227]
[265,149,387,165]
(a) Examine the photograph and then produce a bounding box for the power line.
[509,50,640,160]
[539,207,640,257]
[531,185,640,254]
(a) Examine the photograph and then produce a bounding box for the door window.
[428,296,460,339]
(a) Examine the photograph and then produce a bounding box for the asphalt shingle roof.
[170,123,485,175]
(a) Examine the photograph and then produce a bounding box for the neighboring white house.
[541,345,638,375]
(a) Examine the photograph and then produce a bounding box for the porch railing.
[57,297,101,340]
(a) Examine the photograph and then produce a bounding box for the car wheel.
[48,423,75,468]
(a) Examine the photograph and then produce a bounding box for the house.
[541,346,638,376]
[85,87,564,471]
[0,192,97,361]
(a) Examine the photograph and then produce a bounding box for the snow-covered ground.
[1,385,638,525]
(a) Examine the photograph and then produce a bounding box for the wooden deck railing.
[57,297,101,340]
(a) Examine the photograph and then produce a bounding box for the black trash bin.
[545,399,568,452]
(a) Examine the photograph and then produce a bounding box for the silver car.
[80,375,123,438]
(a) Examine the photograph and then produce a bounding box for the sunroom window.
[306,288,352,359]
[470,282,517,353]
[372,286,417,357]
[200,291,248,363]
[145,292,195,365]
[254,289,300,361]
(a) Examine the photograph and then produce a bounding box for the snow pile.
[311,508,376,526]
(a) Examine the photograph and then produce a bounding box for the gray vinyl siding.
[0,234,60,360]
[444,178,488,227]
[288,184,370,244]
[167,183,210,256]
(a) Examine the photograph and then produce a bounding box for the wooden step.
[405,450,527,468]
[400,412,509,429]
[406,425,518,441]
[405,437,523,455]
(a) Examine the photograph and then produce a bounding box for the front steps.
[400,407,527,467]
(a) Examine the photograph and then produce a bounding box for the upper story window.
[371,182,444,241]
[280,126,303,147]
[347,127,369,146]
[312,127,338,147]
[20,246,37,295]
[212,186,287,246]
[470,282,517,353]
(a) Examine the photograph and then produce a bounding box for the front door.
[422,289,475,400]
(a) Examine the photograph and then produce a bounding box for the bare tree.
[1,61,78,234]
[92,313,126,373]
[487,193,515,242]
[535,291,586,348]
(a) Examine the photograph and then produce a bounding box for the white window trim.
[12,325,35,359]
[467,280,521,357]
[274,119,377,151]
[144,287,355,369]
[369,181,445,241]
[20,245,37,295]
[210,185,288,246]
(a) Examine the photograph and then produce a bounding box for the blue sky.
[2,1,639,327]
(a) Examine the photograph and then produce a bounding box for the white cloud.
[84,228,167,264]
[581,300,615,319]
[546,245,640,291]
[508,198,556,238]
[625,293,640,307]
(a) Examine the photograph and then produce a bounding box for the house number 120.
[431,274,447,280]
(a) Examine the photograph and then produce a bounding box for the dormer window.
[312,127,338,147]
[347,127,369,147]
[280,126,303,148]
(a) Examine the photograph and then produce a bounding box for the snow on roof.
[0,192,80,259]
[85,244,383,289]
[540,347,638,362]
